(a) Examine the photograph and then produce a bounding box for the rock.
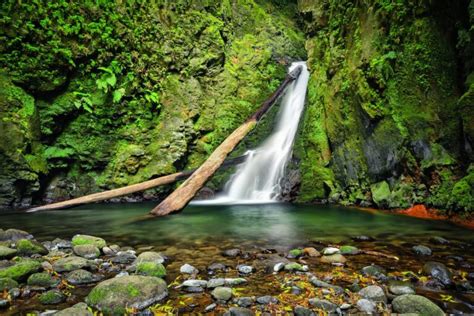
[86,275,168,314]
[392,294,444,316]
[102,246,116,256]
[16,239,48,256]
[0,246,17,259]
[273,262,285,272]
[320,254,346,264]
[310,277,344,294]
[357,299,376,314]
[27,272,59,288]
[72,235,106,249]
[73,244,100,259]
[322,247,340,255]
[284,262,308,272]
[207,278,225,288]
[309,298,337,312]
[204,303,217,312]
[0,229,32,242]
[0,277,18,290]
[224,278,247,286]
[237,264,253,274]
[256,295,278,305]
[224,307,254,316]
[358,285,386,302]
[111,251,137,264]
[352,235,374,242]
[39,289,65,304]
[182,279,208,288]
[211,286,232,301]
[0,299,9,309]
[8,287,20,299]
[136,262,166,278]
[180,263,198,274]
[208,262,227,272]
[339,245,359,255]
[55,302,93,316]
[134,251,165,265]
[222,249,241,257]
[184,286,204,293]
[53,256,91,272]
[340,303,351,310]
[288,248,303,258]
[361,265,386,278]
[235,296,254,307]
[412,245,432,256]
[303,247,320,257]
[423,261,452,286]
[388,282,415,295]
[51,238,72,249]
[294,306,315,316]
[430,236,450,244]
[66,269,102,285]
[42,261,53,271]
[0,258,41,280]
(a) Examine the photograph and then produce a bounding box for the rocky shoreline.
[0,227,473,315]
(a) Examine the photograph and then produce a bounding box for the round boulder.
[392,294,444,316]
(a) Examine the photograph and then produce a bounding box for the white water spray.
[195,61,309,204]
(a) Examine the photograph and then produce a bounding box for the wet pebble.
[204,303,217,312]
[237,264,253,274]
[180,263,198,275]
[412,245,432,256]
[423,261,452,286]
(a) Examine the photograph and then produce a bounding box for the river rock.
[235,296,254,307]
[288,248,303,258]
[257,295,278,305]
[309,298,337,312]
[0,299,8,309]
[72,235,106,249]
[392,294,444,316]
[39,289,65,304]
[180,263,198,274]
[27,272,59,288]
[212,286,232,301]
[53,256,91,272]
[56,302,93,316]
[0,258,41,280]
[184,286,204,293]
[0,229,32,242]
[357,299,376,314]
[358,285,386,302]
[223,249,241,257]
[423,261,452,286]
[208,262,227,272]
[66,269,102,285]
[412,245,432,256]
[322,247,340,255]
[86,275,167,314]
[361,264,386,279]
[225,278,247,286]
[224,307,255,316]
[303,247,320,257]
[294,306,315,316]
[73,244,100,259]
[204,303,217,312]
[0,277,18,290]
[136,262,166,278]
[339,245,359,255]
[134,251,165,265]
[0,246,17,259]
[388,281,415,295]
[352,235,374,242]
[111,251,136,264]
[237,264,253,274]
[273,262,285,272]
[16,239,48,256]
[284,262,308,272]
[51,238,72,249]
[430,236,450,244]
[310,277,344,294]
[182,279,208,288]
[320,254,346,264]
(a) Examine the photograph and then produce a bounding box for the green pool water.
[0,203,471,247]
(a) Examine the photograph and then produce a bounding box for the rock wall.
[295,0,473,214]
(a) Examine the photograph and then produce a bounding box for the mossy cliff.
[0,0,305,208]
[295,0,473,214]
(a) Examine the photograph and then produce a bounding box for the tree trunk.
[150,65,303,216]
[27,155,246,212]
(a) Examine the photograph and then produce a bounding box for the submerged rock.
[222,249,241,257]
[237,264,253,274]
[86,275,167,314]
[392,294,444,316]
[256,295,278,305]
[310,277,344,294]
[235,296,254,307]
[423,261,452,286]
[181,279,208,288]
[294,306,315,316]
[388,281,415,295]
[56,302,93,316]
[72,235,106,249]
[361,264,386,279]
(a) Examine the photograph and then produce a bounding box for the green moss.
[0,259,42,281]
[136,262,166,278]
[0,277,18,290]
[39,290,64,305]
[16,239,48,256]
[72,235,106,249]
[27,272,58,288]
[289,249,303,258]
[340,245,359,255]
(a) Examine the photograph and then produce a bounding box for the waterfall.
[196,61,309,204]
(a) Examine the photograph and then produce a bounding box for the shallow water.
[1,203,471,247]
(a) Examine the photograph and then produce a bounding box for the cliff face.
[295,0,473,214]
[0,0,472,214]
[0,0,305,208]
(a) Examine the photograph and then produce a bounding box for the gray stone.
[322,247,340,255]
[55,302,93,316]
[207,278,225,288]
[39,289,65,305]
[412,245,432,256]
[356,299,376,314]
[204,303,217,312]
[53,256,91,272]
[423,261,452,286]
[180,263,198,274]
[208,262,226,272]
[389,282,415,295]
[361,265,386,279]
[237,264,253,274]
[66,269,103,285]
[86,275,168,314]
[358,285,386,302]
[430,236,449,244]
[0,229,32,242]
[184,286,204,293]
[211,286,232,301]
[309,298,337,312]
[224,278,247,286]
[111,251,136,264]
[0,246,17,259]
[235,296,254,307]
[392,294,444,316]
[224,307,255,316]
[310,277,344,294]
[223,249,241,257]
[134,251,165,265]
[27,272,59,288]
[256,295,278,305]
[182,279,208,288]
[273,262,285,272]
[294,306,315,316]
[73,244,100,259]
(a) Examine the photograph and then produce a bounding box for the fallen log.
[150,65,303,216]
[27,155,246,213]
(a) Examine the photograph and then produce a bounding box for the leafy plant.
[73,91,93,113]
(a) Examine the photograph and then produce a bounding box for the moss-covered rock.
[15,239,48,256]
[136,262,166,278]
[86,275,168,314]
[0,277,18,290]
[0,258,42,281]
[0,246,17,259]
[39,289,65,305]
[72,235,106,249]
[73,244,100,259]
[27,272,59,288]
[52,256,91,273]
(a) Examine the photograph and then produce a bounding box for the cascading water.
[195,61,309,204]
